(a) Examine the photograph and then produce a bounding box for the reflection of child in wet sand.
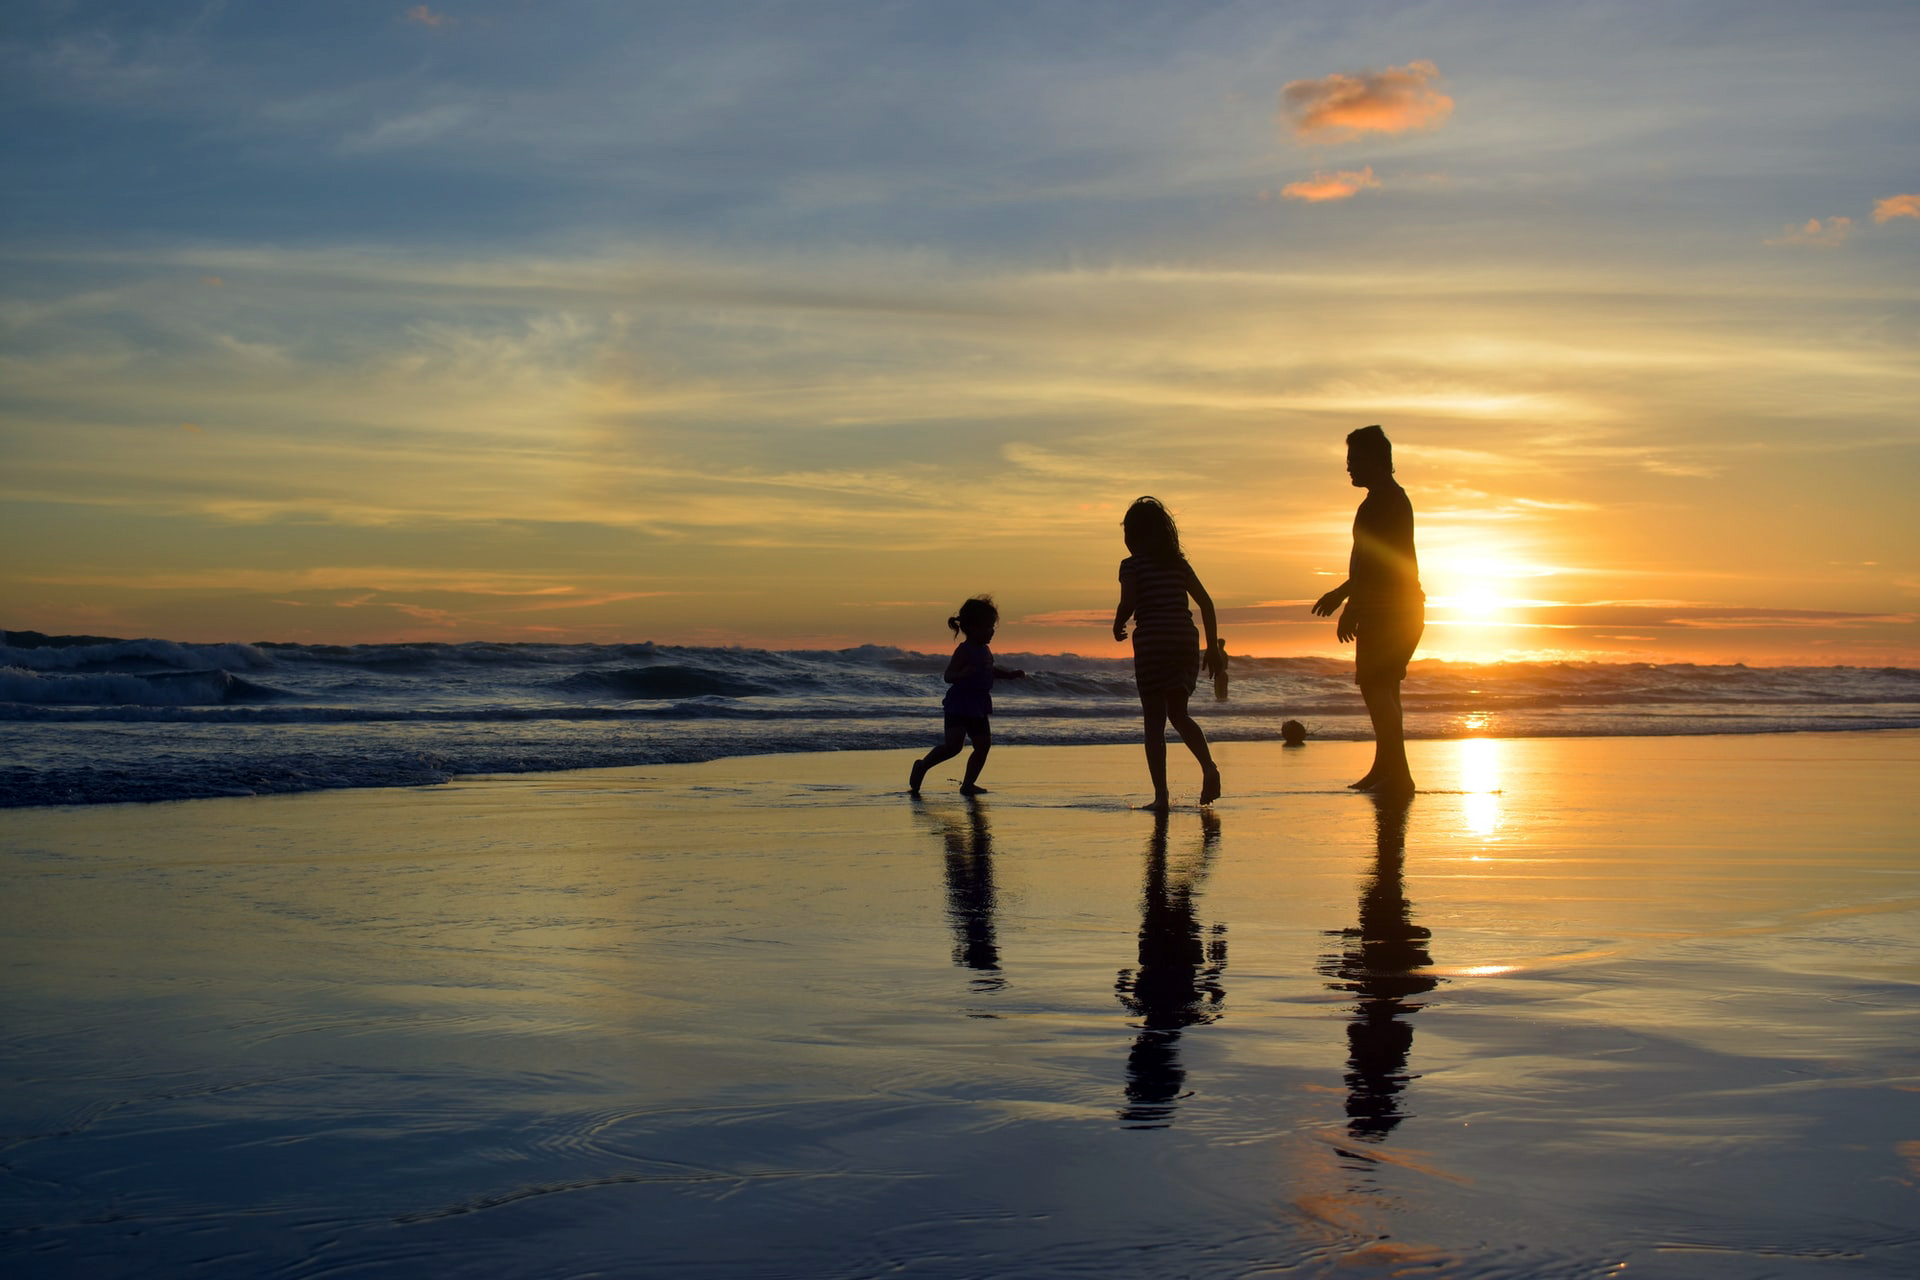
[1312,425,1424,795]
[910,596,1025,796]
[1113,497,1224,812]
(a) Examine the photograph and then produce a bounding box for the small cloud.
[405,5,450,27]
[179,422,202,433]
[1019,609,1113,628]
[1765,216,1852,247]
[201,276,223,287]
[1281,61,1453,143]
[1281,166,1381,203]
[1874,193,1920,224]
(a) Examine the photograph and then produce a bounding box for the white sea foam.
[4,633,1917,806]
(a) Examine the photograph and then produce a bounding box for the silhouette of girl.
[1112,498,1223,810]
[910,595,1025,796]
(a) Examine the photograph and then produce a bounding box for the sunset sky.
[3,1,1916,663]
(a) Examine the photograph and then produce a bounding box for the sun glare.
[1422,548,1560,661]
[1459,736,1503,838]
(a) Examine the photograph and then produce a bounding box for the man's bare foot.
[909,760,927,796]
[1347,772,1378,791]
[1371,773,1415,798]
[1146,792,1172,813]
[1199,766,1222,805]
[959,783,989,796]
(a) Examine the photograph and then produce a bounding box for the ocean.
[5,630,1918,808]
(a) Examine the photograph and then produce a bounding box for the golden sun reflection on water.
[1459,736,1504,838]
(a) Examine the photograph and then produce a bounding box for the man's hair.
[1347,424,1393,470]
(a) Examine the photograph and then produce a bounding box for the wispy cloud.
[1874,193,1920,224]
[404,6,451,29]
[1280,61,1452,143]
[1766,216,1852,247]
[1279,167,1380,203]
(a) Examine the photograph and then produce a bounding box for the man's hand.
[1312,587,1346,618]
[1335,608,1357,644]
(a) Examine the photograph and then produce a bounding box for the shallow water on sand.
[2,734,1917,1278]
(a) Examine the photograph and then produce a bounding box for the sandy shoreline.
[3,732,1917,1277]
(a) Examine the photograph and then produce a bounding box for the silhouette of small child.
[910,596,1025,796]
[1282,719,1308,747]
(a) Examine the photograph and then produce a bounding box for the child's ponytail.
[948,595,1000,638]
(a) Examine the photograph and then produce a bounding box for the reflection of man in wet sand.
[1114,810,1226,1129]
[1319,792,1437,1141]
[1313,425,1425,795]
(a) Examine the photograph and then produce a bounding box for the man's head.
[1346,424,1393,487]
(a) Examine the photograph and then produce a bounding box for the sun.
[1421,547,1559,659]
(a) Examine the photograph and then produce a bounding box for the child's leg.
[959,721,993,794]
[1165,689,1221,804]
[1140,691,1171,808]
[912,718,968,793]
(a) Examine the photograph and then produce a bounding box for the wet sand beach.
[3,732,1917,1278]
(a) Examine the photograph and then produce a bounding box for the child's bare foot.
[1199,766,1221,805]
[909,759,927,796]
[960,783,989,796]
[1146,792,1171,813]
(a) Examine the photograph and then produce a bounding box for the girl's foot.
[1199,766,1221,805]
[960,783,989,796]
[1146,792,1172,813]
[909,759,928,795]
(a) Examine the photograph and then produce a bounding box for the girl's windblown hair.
[1122,496,1183,561]
[948,594,999,636]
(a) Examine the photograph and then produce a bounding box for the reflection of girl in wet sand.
[1319,792,1438,1141]
[1114,809,1227,1128]
[1112,498,1224,811]
[1312,426,1424,795]
[923,801,1004,992]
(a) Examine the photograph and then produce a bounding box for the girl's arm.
[1113,579,1137,641]
[1185,561,1224,678]
[993,663,1026,680]
[1183,562,1220,652]
[943,644,975,683]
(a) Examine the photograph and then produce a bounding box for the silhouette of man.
[1312,425,1424,794]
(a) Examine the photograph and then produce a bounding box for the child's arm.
[1184,563,1224,677]
[1113,579,1137,642]
[943,645,977,683]
[993,664,1026,680]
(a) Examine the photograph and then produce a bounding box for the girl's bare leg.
[1140,692,1171,810]
[960,726,993,794]
[911,721,968,794]
[1165,689,1221,804]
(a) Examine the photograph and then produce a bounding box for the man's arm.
[1312,580,1350,617]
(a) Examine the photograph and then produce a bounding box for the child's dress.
[944,641,996,720]
[1119,555,1200,696]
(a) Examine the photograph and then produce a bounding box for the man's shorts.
[1353,603,1424,687]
